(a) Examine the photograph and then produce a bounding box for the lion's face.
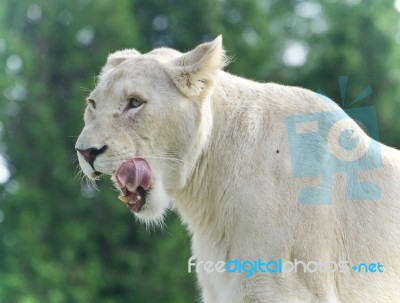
[75,37,225,224]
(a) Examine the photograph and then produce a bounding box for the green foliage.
[0,0,399,302]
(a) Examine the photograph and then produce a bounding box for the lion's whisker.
[138,155,195,168]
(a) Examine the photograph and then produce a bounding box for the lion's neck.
[172,72,276,256]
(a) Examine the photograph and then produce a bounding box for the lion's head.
[75,36,226,225]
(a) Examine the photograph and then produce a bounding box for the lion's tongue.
[116,158,152,192]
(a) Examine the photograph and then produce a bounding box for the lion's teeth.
[118,195,130,203]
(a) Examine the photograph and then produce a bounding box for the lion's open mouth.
[115,158,152,213]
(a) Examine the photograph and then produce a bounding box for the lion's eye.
[127,96,145,109]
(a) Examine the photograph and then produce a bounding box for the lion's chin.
[132,186,170,225]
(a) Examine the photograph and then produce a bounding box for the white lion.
[75,36,400,302]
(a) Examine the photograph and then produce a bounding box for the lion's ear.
[165,36,227,98]
[101,49,140,73]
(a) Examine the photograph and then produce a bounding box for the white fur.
[76,36,400,302]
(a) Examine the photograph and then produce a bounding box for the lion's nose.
[76,145,108,168]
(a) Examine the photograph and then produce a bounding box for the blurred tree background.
[0,0,399,302]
